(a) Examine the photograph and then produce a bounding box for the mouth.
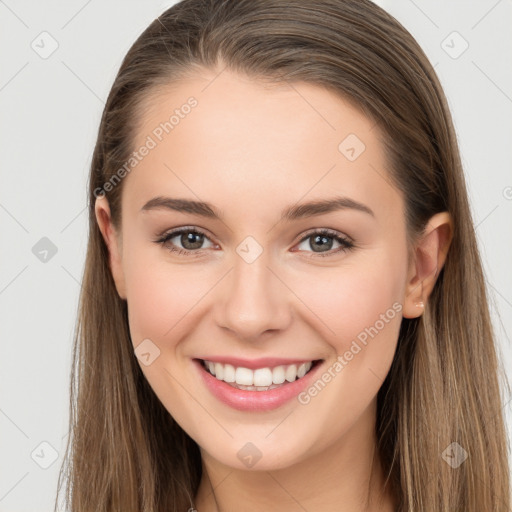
[196,358,323,391]
[192,356,326,411]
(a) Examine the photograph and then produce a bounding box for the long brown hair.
[56,1,511,510]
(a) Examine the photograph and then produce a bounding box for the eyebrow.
[140,195,375,220]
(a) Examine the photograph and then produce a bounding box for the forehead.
[124,69,402,227]
[135,68,377,155]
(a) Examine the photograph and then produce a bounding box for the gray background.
[1,1,511,510]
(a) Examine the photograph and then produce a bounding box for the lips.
[192,357,325,411]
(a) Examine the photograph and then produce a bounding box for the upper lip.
[195,356,321,370]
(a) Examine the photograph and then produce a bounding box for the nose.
[214,250,292,341]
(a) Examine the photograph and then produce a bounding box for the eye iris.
[310,234,333,252]
[182,232,204,250]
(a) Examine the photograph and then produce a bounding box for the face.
[96,69,426,471]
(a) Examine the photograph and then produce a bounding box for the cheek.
[290,248,407,350]
[284,250,406,445]
[123,254,215,347]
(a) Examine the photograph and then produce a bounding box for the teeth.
[253,368,272,387]
[297,363,308,378]
[230,383,283,391]
[214,362,224,380]
[272,365,286,384]
[285,364,297,382]
[202,359,314,387]
[236,366,254,386]
[223,364,235,383]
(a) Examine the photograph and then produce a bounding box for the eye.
[154,227,355,258]
[154,227,216,257]
[293,228,354,258]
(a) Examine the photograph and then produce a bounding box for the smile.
[201,359,317,391]
[193,358,324,411]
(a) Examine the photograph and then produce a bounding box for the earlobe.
[402,212,453,319]
[94,196,127,300]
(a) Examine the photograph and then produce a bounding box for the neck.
[193,400,396,512]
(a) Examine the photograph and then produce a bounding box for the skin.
[95,68,452,511]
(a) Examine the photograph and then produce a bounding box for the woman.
[56,0,511,510]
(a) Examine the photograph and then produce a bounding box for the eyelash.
[154,226,355,259]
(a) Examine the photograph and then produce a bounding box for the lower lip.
[192,358,324,412]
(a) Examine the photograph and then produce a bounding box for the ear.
[402,212,453,319]
[94,196,127,300]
